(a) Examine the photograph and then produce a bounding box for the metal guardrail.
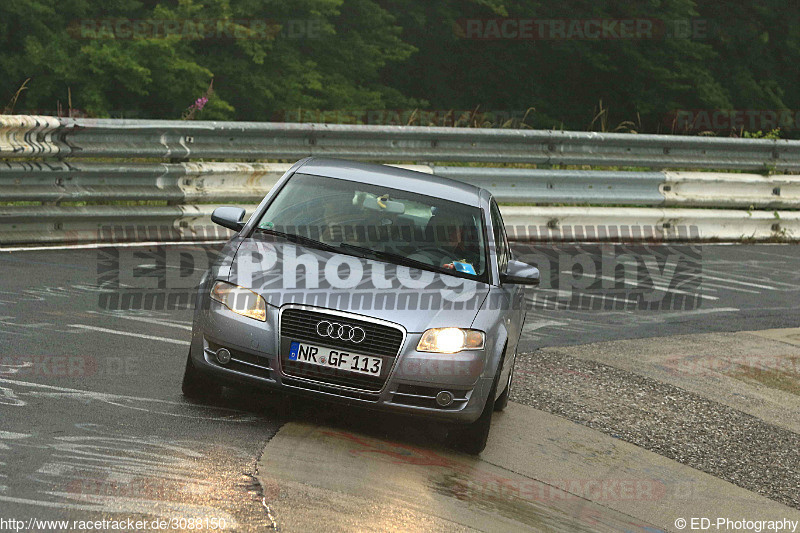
[4,161,798,207]
[1,115,799,245]
[435,167,800,208]
[0,203,256,245]
[4,115,800,170]
[0,162,290,204]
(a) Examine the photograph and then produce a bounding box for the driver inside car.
[425,211,481,273]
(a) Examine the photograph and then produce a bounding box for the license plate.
[288,341,382,376]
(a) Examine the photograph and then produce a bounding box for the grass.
[2,78,30,114]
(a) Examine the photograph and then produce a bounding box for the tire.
[181,351,223,402]
[494,353,515,412]
[446,348,505,455]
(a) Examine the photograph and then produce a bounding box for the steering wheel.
[406,253,436,266]
[405,245,460,267]
[414,245,456,257]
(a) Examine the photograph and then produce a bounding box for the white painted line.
[699,282,760,295]
[1,241,794,254]
[87,312,193,331]
[0,240,225,253]
[560,271,719,301]
[0,362,34,375]
[699,273,778,290]
[136,263,208,272]
[655,307,740,319]
[603,261,791,290]
[720,247,800,261]
[530,290,639,306]
[0,378,257,423]
[700,267,798,287]
[0,431,31,439]
[68,324,190,345]
[524,321,569,332]
[0,377,183,404]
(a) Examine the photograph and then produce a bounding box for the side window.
[490,200,509,273]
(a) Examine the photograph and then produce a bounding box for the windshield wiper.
[336,243,456,276]
[253,232,474,278]
[254,228,339,253]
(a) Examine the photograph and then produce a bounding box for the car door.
[489,199,526,386]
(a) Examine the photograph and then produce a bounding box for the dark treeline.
[1,0,798,136]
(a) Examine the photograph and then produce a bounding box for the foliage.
[1,0,798,137]
[743,128,782,140]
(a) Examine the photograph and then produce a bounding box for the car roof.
[296,158,485,208]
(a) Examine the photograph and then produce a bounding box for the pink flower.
[194,96,208,110]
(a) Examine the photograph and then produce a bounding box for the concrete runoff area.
[256,328,800,532]
[256,406,799,532]
[511,329,800,512]
[532,329,800,435]
[256,417,660,532]
[746,327,800,348]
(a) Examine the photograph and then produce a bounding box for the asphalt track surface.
[0,243,798,530]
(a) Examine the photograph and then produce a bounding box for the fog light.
[216,348,232,365]
[435,390,454,407]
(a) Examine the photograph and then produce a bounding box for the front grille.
[282,376,380,402]
[280,308,403,357]
[279,307,405,392]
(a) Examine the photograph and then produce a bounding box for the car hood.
[225,238,490,332]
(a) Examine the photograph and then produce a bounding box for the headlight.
[417,328,485,353]
[210,281,267,322]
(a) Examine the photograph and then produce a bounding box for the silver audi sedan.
[183,158,539,453]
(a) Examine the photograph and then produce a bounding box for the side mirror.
[500,259,540,286]
[211,207,246,231]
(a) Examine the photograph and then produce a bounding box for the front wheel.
[445,354,504,455]
[182,351,223,402]
[494,354,515,412]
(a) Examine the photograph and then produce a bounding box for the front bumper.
[190,300,492,423]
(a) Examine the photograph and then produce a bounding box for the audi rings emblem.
[316,321,366,344]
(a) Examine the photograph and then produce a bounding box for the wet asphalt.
[0,243,797,530]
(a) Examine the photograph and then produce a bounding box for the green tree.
[0,0,418,119]
[2,0,799,136]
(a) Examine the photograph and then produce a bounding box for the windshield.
[255,173,488,281]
